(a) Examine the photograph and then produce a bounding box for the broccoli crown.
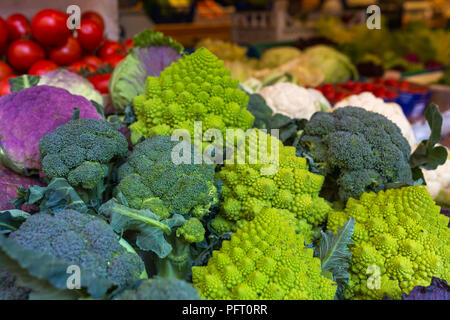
[192,207,337,300]
[327,186,450,300]
[176,217,205,244]
[39,118,129,189]
[299,106,413,203]
[8,209,145,288]
[211,129,332,234]
[130,47,255,143]
[0,271,31,300]
[116,135,217,220]
[113,278,200,300]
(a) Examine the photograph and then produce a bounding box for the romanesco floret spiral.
[130,47,255,142]
[327,185,450,300]
[192,207,337,300]
[211,129,332,234]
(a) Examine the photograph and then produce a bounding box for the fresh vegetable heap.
[0,32,448,302]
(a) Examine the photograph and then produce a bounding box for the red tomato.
[31,9,71,46]
[321,83,334,94]
[0,61,14,81]
[0,75,15,97]
[49,36,82,66]
[6,14,31,41]
[68,61,96,74]
[125,38,133,52]
[77,19,103,52]
[87,73,110,94]
[28,59,58,75]
[98,40,126,60]
[81,11,104,31]
[104,54,125,67]
[83,55,103,69]
[7,40,45,72]
[386,91,398,100]
[362,83,376,92]
[0,18,8,55]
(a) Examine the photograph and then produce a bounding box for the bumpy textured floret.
[113,278,201,300]
[39,118,129,205]
[0,271,31,300]
[176,217,205,244]
[130,47,255,145]
[327,186,450,300]
[211,129,331,234]
[299,107,413,202]
[8,209,145,288]
[116,135,217,218]
[193,207,337,300]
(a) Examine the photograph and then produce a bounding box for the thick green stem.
[154,233,190,280]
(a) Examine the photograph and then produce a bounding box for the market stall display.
[0,1,449,302]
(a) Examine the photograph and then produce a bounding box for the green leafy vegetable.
[0,210,30,234]
[9,75,40,93]
[316,217,355,300]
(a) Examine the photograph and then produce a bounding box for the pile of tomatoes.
[315,81,400,104]
[0,9,132,96]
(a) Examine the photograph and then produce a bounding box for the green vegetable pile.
[0,30,448,301]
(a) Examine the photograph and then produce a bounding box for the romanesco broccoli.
[130,47,255,144]
[211,129,331,235]
[327,185,450,300]
[192,207,337,300]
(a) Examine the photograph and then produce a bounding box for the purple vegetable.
[0,164,42,211]
[403,278,449,300]
[109,46,181,112]
[0,85,102,174]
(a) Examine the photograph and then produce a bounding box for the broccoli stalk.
[154,233,191,280]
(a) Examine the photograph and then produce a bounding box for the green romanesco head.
[211,129,332,234]
[116,135,218,219]
[39,118,129,190]
[130,47,255,144]
[192,207,337,300]
[327,185,450,300]
[298,106,413,203]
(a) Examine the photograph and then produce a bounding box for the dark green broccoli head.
[39,119,129,189]
[299,106,413,202]
[8,209,145,289]
[0,271,31,300]
[116,135,217,218]
[113,278,200,300]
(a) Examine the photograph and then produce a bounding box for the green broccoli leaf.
[410,104,448,171]
[14,178,88,214]
[315,217,355,300]
[9,75,40,92]
[0,210,30,234]
[99,199,185,258]
[71,108,80,120]
[90,100,105,119]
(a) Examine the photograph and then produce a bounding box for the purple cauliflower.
[0,85,102,174]
[403,278,450,300]
[0,164,42,211]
